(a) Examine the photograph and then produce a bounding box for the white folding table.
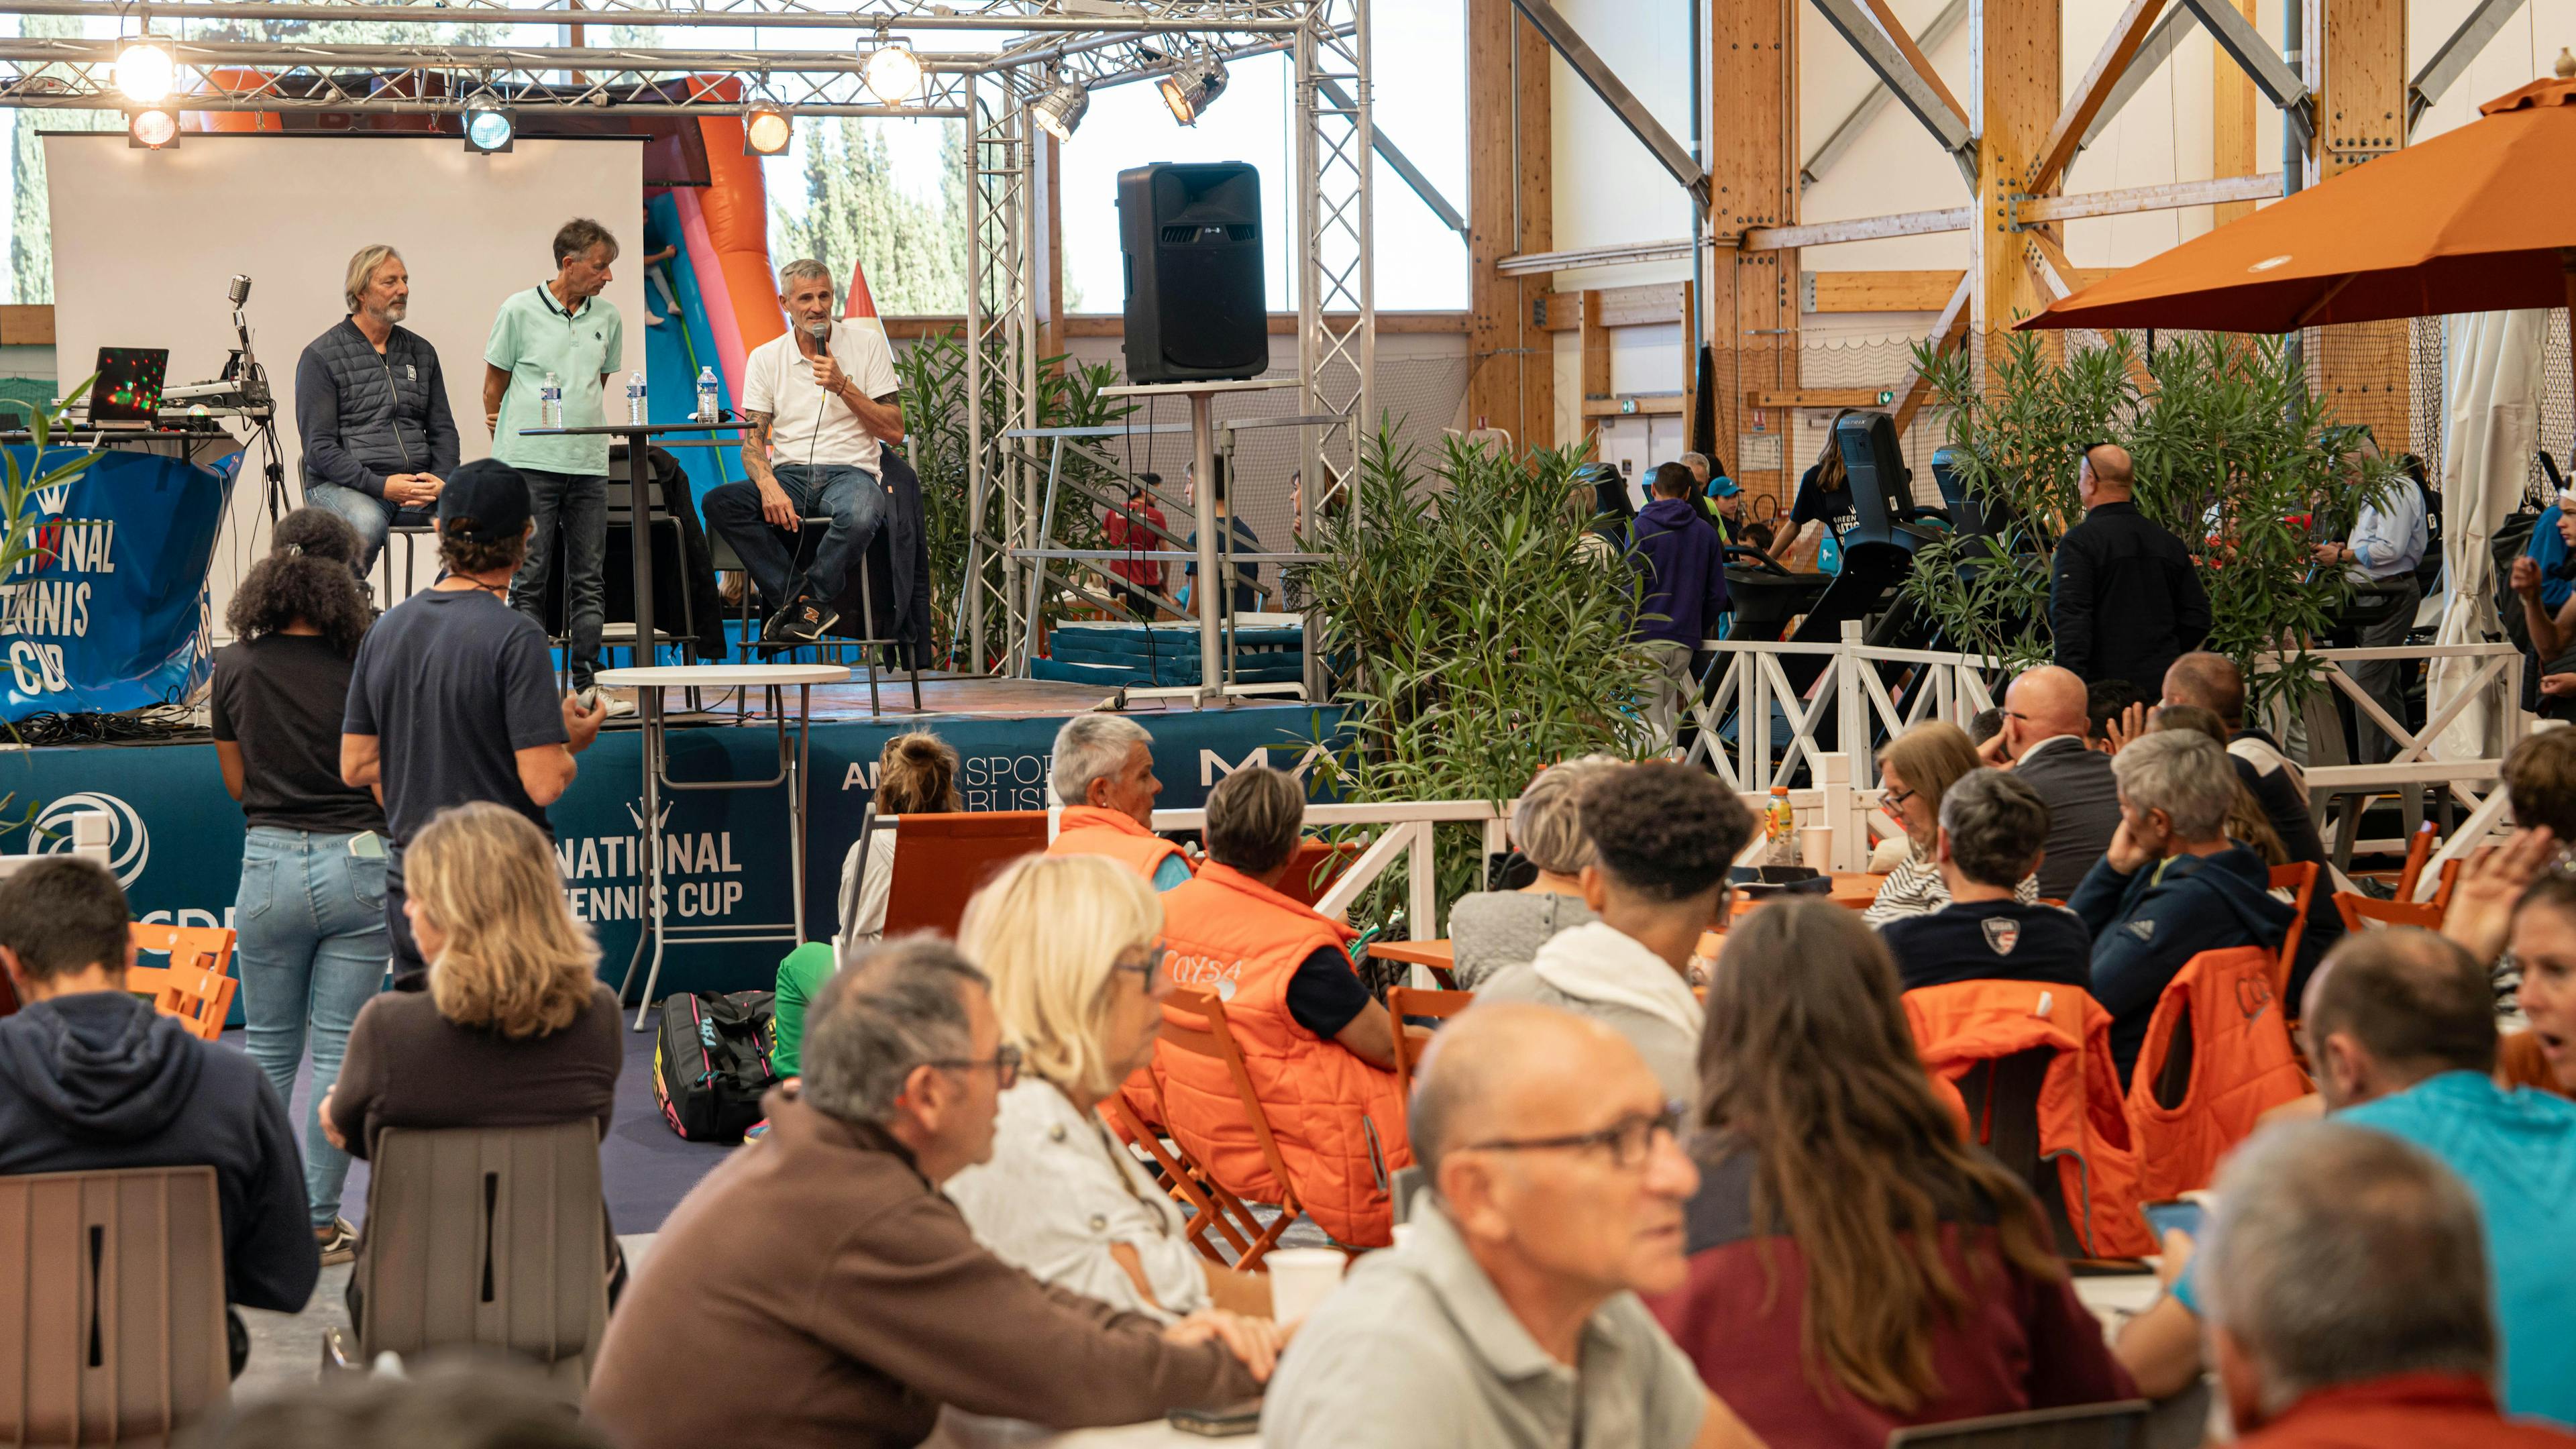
[598,662,845,1030]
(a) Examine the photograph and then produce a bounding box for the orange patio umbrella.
[2019,73,2576,341]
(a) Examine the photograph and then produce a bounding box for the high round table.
[598,663,847,1029]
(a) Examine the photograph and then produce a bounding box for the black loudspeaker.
[1116,162,1267,383]
[1833,411,1913,545]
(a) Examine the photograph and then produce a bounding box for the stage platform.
[9,672,1346,1008]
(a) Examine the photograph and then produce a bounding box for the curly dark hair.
[225,508,373,656]
[1581,761,1752,901]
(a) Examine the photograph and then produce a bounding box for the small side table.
[598,663,845,1030]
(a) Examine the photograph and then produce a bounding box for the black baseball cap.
[436,458,531,543]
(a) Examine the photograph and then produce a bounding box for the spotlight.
[1158,52,1228,127]
[743,102,792,156]
[862,42,922,105]
[462,97,515,154]
[113,37,176,106]
[125,107,179,150]
[1030,79,1089,144]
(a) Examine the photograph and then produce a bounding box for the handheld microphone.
[804,318,830,341]
[228,274,252,308]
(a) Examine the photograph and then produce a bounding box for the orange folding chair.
[2334,857,2463,936]
[1104,1086,1261,1269]
[125,924,237,1042]
[1149,987,1320,1270]
[874,810,1052,938]
[2267,862,2319,998]
[2392,820,2437,901]
[1385,987,1474,1102]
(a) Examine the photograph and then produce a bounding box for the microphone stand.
[223,281,289,525]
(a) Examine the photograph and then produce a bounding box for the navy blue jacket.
[1629,497,1730,648]
[294,319,461,500]
[2070,845,2292,1087]
[0,991,317,1313]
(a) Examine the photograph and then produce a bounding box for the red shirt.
[2236,1374,2576,1449]
[1106,504,1166,590]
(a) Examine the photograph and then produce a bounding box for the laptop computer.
[89,346,170,425]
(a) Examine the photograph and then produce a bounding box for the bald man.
[2049,443,2210,694]
[1979,665,2123,900]
[1262,1004,1764,1449]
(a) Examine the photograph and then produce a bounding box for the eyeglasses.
[1114,945,1168,996]
[927,1043,1022,1089]
[1464,1103,1684,1170]
[1884,785,1918,810]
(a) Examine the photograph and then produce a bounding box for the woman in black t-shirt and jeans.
[211,508,387,1267]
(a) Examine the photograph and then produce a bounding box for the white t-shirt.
[741,320,901,475]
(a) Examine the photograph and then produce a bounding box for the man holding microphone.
[700,258,904,647]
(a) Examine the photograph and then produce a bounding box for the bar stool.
[374,517,437,607]
[708,519,920,717]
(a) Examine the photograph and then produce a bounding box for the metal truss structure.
[0,0,1375,683]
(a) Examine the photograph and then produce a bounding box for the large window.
[1058,0,1466,313]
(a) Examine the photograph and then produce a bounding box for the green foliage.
[1910,330,2398,715]
[1299,429,1658,932]
[892,333,1135,669]
[769,119,968,316]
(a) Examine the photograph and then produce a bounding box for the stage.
[5,671,1345,1009]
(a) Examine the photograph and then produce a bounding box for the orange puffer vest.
[2126,946,2309,1201]
[1904,979,2152,1258]
[1049,806,1191,881]
[1152,863,1411,1247]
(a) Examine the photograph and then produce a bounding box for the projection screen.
[46,133,649,620]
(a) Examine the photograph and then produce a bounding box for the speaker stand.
[1101,376,1297,706]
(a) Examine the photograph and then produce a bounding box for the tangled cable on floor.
[6,704,199,747]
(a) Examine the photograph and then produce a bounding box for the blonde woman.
[945,853,1272,1322]
[323,801,619,1158]
[1866,720,2039,926]
[1445,755,1619,987]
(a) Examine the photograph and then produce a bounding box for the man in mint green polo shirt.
[482,217,623,694]
[2112,928,2576,1426]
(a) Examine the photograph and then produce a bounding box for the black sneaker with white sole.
[771,599,839,644]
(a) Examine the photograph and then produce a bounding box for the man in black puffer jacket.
[295,244,461,576]
[0,859,317,1375]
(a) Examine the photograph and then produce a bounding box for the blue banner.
[0,446,235,720]
[1,703,1346,1011]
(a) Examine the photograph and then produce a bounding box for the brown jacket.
[584,1089,1258,1449]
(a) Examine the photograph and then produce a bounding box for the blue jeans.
[233,826,389,1226]
[702,464,887,612]
[508,468,608,688]
[303,482,432,576]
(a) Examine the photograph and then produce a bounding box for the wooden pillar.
[1038,131,1066,370]
[2314,0,2410,447]
[1970,0,2062,356]
[1466,0,1554,453]
[2212,0,2261,225]
[1707,0,1799,508]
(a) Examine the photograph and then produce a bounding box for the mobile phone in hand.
[2141,1197,2206,1244]
[1169,1401,1262,1438]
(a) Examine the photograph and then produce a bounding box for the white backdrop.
[46,133,648,619]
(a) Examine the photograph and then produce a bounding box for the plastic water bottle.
[1764,783,1797,867]
[624,370,647,425]
[539,371,562,429]
[695,366,720,423]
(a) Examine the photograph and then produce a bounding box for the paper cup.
[1800,824,1833,871]
[1265,1248,1348,1324]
